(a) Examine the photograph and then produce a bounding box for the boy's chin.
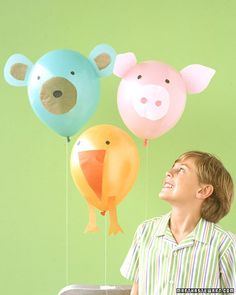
[159,192,171,201]
[159,191,177,205]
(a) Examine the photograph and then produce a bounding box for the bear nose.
[53,90,63,98]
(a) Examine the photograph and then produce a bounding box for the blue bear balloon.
[4,45,116,140]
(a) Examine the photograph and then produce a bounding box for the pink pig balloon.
[113,52,215,145]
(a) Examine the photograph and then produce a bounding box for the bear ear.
[88,44,116,77]
[4,54,33,86]
[180,64,216,94]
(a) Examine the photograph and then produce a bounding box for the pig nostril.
[53,90,63,98]
[141,97,147,104]
[155,100,162,107]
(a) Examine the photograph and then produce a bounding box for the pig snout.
[132,85,170,121]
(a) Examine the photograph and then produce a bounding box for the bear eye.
[71,71,75,75]
[137,75,142,79]
[165,79,170,84]
[105,140,110,145]
[37,76,40,80]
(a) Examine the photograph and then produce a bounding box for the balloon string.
[104,215,108,287]
[65,139,69,285]
[144,143,149,220]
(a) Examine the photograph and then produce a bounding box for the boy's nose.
[166,170,172,178]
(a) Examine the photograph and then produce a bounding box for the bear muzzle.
[40,77,77,115]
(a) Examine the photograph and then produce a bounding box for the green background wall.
[0,1,235,294]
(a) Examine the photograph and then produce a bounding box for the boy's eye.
[178,167,185,172]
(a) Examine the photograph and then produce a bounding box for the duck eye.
[105,140,110,145]
[165,79,170,84]
[71,71,75,75]
[137,75,142,79]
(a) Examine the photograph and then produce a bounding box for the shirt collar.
[194,217,215,244]
[155,211,214,245]
[155,212,171,237]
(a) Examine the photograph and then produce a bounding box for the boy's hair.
[176,151,234,223]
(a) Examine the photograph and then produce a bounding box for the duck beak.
[79,150,106,199]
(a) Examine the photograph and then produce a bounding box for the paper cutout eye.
[105,140,110,145]
[37,76,40,80]
[71,71,75,75]
[137,75,142,79]
[77,140,81,146]
[165,79,170,84]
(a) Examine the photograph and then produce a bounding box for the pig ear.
[4,54,33,86]
[89,44,116,77]
[180,64,216,94]
[113,52,137,77]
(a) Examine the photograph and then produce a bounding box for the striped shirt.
[121,212,236,295]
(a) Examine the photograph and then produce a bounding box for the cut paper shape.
[113,52,215,145]
[4,45,116,139]
[70,124,139,235]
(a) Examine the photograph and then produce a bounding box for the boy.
[121,151,236,295]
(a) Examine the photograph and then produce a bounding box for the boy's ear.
[88,44,116,77]
[4,54,33,87]
[197,184,214,200]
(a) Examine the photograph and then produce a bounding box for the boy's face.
[159,157,202,205]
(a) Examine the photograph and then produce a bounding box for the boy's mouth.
[163,181,174,189]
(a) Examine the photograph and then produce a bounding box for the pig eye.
[137,75,142,79]
[70,71,75,75]
[105,140,110,145]
[165,79,170,84]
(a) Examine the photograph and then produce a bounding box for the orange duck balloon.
[71,124,139,235]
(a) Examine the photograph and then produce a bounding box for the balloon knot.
[100,211,106,216]
[144,138,148,147]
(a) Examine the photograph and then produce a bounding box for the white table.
[58,285,131,295]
